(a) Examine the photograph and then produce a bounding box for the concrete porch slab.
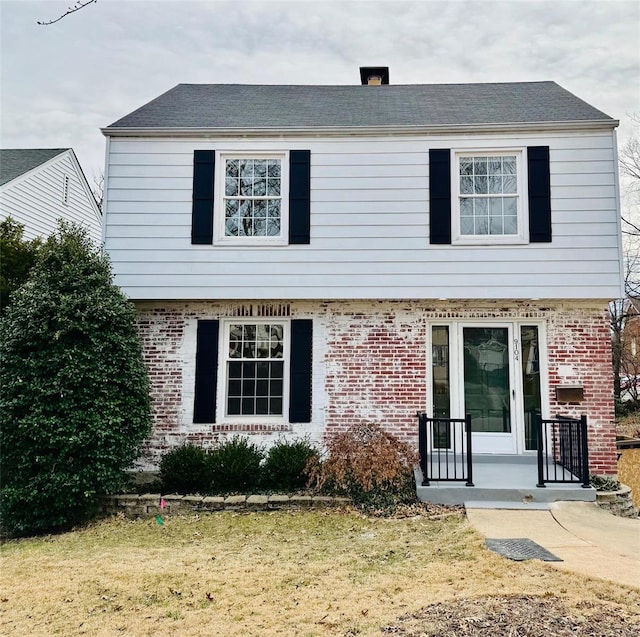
[415,455,596,506]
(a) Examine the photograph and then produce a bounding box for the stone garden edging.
[104,490,638,520]
[596,484,638,518]
[102,493,352,518]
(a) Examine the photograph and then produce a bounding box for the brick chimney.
[359,66,389,85]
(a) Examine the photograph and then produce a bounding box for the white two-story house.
[102,68,623,480]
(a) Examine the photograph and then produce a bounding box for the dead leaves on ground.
[382,595,640,636]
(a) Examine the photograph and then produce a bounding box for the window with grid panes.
[225,322,285,416]
[455,152,525,242]
[221,156,284,240]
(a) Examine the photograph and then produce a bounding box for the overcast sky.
[1,0,639,181]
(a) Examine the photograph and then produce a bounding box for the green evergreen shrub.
[309,423,419,514]
[0,222,152,536]
[159,444,213,494]
[0,217,42,313]
[262,437,319,491]
[209,436,264,493]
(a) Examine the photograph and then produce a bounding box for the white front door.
[429,322,545,455]
[459,324,517,454]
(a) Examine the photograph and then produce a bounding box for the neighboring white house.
[0,148,102,243]
[101,68,623,477]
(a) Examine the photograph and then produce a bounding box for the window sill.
[212,237,289,247]
[451,236,529,247]
[205,422,293,434]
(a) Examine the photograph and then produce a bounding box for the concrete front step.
[464,500,552,510]
[415,458,596,506]
[416,485,596,506]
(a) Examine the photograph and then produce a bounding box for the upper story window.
[192,149,310,247]
[429,146,550,246]
[452,151,527,245]
[214,153,289,245]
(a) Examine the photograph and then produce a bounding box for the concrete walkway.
[466,501,640,589]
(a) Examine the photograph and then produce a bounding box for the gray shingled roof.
[106,81,614,130]
[0,149,68,186]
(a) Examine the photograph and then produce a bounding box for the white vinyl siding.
[0,152,102,243]
[103,130,622,300]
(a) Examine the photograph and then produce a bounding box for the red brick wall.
[136,306,187,463]
[323,304,427,442]
[134,300,617,476]
[546,307,616,474]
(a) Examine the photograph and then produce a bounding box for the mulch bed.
[381,595,639,636]
[362,501,466,520]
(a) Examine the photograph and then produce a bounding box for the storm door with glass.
[460,325,517,454]
[429,323,545,455]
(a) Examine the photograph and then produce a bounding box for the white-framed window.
[452,151,527,244]
[220,320,289,418]
[214,153,289,245]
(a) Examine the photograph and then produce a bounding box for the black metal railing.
[535,414,590,488]
[417,413,474,486]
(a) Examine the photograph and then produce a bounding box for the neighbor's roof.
[0,149,69,186]
[105,81,615,132]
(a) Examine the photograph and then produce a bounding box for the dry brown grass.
[1,509,638,637]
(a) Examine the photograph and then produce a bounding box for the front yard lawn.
[1,508,638,636]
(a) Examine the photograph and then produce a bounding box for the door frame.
[427,319,549,456]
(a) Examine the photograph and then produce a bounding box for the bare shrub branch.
[309,423,418,496]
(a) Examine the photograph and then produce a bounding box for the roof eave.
[101,119,618,138]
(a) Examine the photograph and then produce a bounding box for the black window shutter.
[289,319,312,423]
[193,320,219,423]
[192,150,215,244]
[289,150,311,244]
[429,149,451,244]
[527,146,551,243]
